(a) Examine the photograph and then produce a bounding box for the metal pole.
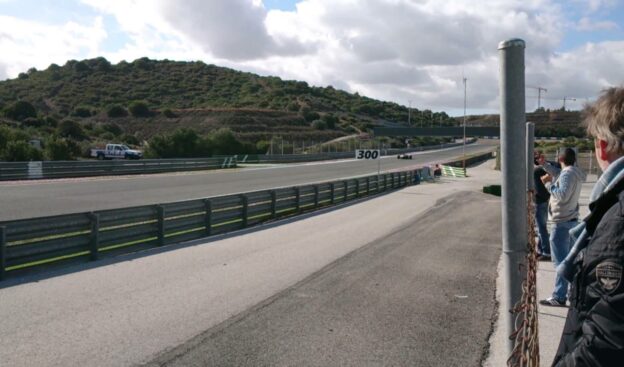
[499,38,528,354]
[463,77,467,166]
[527,122,535,191]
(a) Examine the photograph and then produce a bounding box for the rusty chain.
[507,189,540,367]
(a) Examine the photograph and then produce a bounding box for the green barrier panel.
[440,165,467,178]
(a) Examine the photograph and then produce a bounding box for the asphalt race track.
[0,142,495,220]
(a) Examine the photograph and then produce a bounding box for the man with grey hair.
[552,87,624,366]
[538,148,586,307]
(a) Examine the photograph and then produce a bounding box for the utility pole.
[463,76,467,161]
[408,100,412,125]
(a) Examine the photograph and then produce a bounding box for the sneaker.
[537,254,552,261]
[539,297,567,307]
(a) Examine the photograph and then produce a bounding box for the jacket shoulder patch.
[596,261,623,293]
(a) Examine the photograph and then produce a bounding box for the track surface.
[0,143,494,221]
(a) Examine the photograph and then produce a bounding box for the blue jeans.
[535,202,550,255]
[550,220,577,301]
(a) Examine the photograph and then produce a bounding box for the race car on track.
[397,153,412,159]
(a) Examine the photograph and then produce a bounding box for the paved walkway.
[484,173,597,366]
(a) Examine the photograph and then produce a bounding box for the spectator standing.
[538,148,586,307]
[552,87,624,366]
[533,150,557,260]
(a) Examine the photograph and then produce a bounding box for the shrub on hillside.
[299,107,321,122]
[22,117,44,127]
[3,141,43,161]
[106,104,128,118]
[3,101,37,121]
[311,119,327,130]
[162,108,176,118]
[286,102,299,112]
[44,116,58,127]
[73,61,90,73]
[0,126,11,153]
[256,140,270,154]
[322,114,339,129]
[57,119,86,140]
[72,106,92,117]
[210,128,243,155]
[129,101,150,117]
[121,133,140,146]
[45,137,81,160]
[100,132,115,141]
[102,122,122,136]
[146,128,212,158]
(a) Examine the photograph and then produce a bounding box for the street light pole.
[463,77,467,163]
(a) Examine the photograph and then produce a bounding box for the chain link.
[507,190,540,367]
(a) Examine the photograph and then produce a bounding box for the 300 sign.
[355,149,380,160]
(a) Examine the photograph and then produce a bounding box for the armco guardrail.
[0,157,237,181]
[0,169,417,280]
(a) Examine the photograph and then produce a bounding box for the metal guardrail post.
[366,177,370,195]
[499,38,528,354]
[295,187,301,213]
[88,212,99,261]
[204,199,212,236]
[330,183,335,204]
[355,180,360,197]
[270,191,277,219]
[343,181,348,202]
[241,194,249,227]
[157,205,166,246]
[0,226,6,280]
[314,185,319,208]
[384,174,388,191]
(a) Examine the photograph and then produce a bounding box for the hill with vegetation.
[0,57,459,161]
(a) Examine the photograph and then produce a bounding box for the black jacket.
[534,166,550,204]
[553,178,624,366]
[535,161,560,204]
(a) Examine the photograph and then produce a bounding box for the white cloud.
[576,17,619,31]
[0,15,107,77]
[157,0,312,60]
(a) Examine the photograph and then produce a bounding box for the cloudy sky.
[0,0,623,115]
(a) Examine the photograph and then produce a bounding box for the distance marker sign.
[355,149,380,160]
